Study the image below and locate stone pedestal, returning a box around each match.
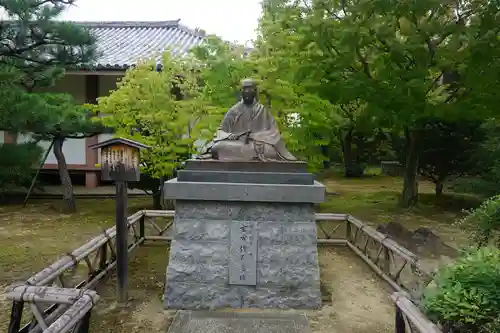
[163,160,325,309]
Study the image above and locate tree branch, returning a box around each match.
[65,132,100,139]
[426,73,444,97]
[355,45,372,79]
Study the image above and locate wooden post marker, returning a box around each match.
[90,138,151,306]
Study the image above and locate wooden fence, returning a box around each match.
[3,210,440,333]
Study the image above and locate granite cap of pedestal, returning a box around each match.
[183,159,308,173]
[163,178,325,203]
[177,169,314,185]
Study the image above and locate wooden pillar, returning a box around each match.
[77,310,92,333]
[7,301,23,333]
[395,306,406,333]
[90,138,150,306]
[3,132,17,144]
[85,75,100,188]
[115,177,128,305]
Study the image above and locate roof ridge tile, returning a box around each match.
[75,20,181,29]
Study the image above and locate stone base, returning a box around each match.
[164,201,322,309]
[182,159,308,173]
[167,311,312,333]
[163,179,325,203]
[177,169,314,185]
[163,160,324,310]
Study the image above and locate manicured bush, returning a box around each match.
[455,195,500,247]
[423,247,500,333]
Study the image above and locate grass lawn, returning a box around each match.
[319,168,477,250]
[0,171,476,332]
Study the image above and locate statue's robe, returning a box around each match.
[198,101,296,161]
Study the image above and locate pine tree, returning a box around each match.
[0,0,98,212]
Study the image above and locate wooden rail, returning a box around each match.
[345,215,434,301]
[392,293,442,333]
[5,286,99,333]
[3,210,440,333]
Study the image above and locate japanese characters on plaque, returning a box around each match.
[102,147,121,166]
[102,147,139,168]
[229,221,257,286]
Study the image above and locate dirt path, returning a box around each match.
[309,246,393,333]
[87,245,394,333]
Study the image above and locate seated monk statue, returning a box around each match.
[197,79,297,162]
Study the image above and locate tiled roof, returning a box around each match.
[76,20,205,70]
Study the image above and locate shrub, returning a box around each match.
[480,316,500,333]
[449,177,500,199]
[423,247,500,333]
[455,195,500,247]
[0,143,42,195]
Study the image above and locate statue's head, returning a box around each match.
[241,78,257,105]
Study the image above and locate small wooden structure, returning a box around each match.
[90,137,151,305]
[93,138,150,182]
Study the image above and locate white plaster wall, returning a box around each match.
[14,74,122,166]
[13,75,87,166]
[18,73,206,164]
[97,133,115,163]
[95,75,121,164]
[16,134,86,165]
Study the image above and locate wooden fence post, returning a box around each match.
[89,137,151,307]
[383,247,391,274]
[345,218,351,242]
[99,243,107,271]
[7,301,24,333]
[395,305,406,333]
[139,215,145,239]
[76,310,92,333]
[115,180,128,306]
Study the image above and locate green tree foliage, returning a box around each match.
[189,36,259,151]
[455,195,500,247]
[423,247,500,333]
[192,35,334,171]
[0,0,98,212]
[451,120,500,198]
[191,37,254,111]
[256,0,385,173]
[391,117,486,196]
[0,143,42,199]
[256,0,500,206]
[91,54,208,208]
[255,1,344,170]
[335,102,384,176]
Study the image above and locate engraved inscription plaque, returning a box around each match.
[229,221,257,285]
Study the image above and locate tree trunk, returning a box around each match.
[53,137,76,213]
[340,128,364,177]
[152,192,162,210]
[400,129,419,208]
[320,145,331,170]
[435,177,445,197]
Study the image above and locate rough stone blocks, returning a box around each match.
[163,161,325,310]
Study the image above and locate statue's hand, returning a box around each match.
[227,133,239,140]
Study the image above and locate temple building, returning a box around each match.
[0,20,206,188]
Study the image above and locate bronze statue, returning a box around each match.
[197,79,297,162]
